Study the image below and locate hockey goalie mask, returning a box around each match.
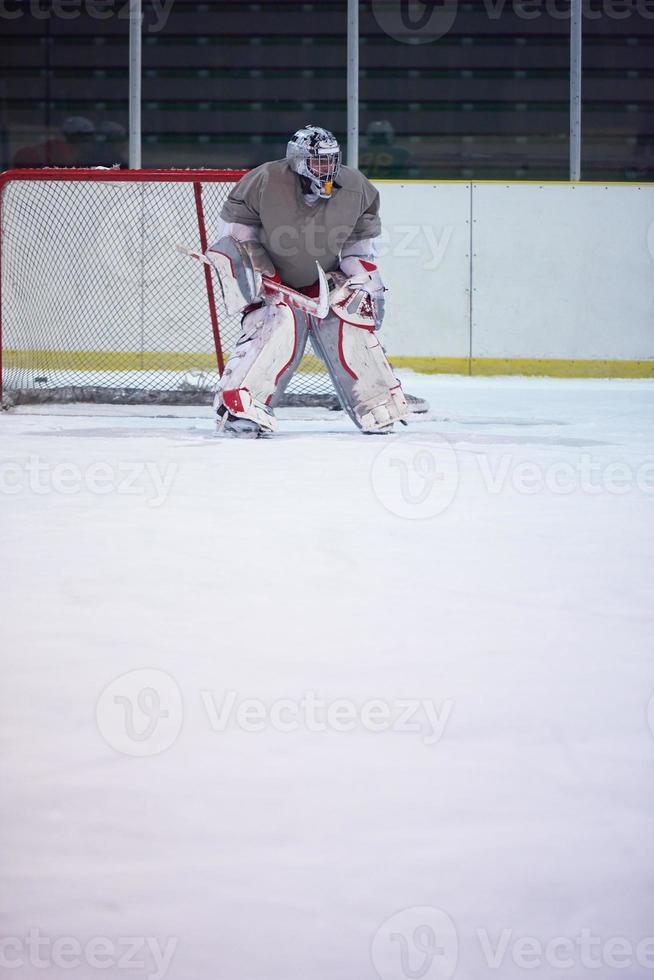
[286,125,342,199]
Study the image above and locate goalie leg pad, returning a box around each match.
[215,301,305,432]
[268,312,311,407]
[309,313,410,432]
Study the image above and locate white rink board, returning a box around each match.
[3,176,653,370]
[374,181,471,358]
[469,182,654,360]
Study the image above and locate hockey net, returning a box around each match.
[0,167,342,408]
[0,168,427,413]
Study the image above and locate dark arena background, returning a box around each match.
[1,0,652,180]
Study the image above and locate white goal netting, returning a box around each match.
[0,168,337,407]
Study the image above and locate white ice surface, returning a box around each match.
[1,373,654,980]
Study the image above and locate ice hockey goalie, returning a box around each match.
[206,124,410,437]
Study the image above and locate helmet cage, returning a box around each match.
[286,126,342,198]
[307,149,341,185]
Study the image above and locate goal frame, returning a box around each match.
[0,167,428,414]
[0,166,247,407]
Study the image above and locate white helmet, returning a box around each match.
[286,125,341,199]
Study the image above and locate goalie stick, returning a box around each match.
[177,245,330,319]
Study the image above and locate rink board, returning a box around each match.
[469,182,654,362]
[375,179,653,372]
[374,182,471,359]
[2,177,653,379]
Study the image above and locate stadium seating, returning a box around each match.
[1,0,652,179]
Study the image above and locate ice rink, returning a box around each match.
[1,372,654,980]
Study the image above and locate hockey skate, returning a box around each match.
[216,405,269,439]
[363,425,396,435]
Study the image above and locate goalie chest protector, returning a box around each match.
[220,160,381,289]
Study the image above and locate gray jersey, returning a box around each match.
[220,159,381,288]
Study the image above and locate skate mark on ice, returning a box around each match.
[445,432,614,448]
[438,416,570,427]
[23,425,218,441]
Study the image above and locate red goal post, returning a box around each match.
[0,167,334,407]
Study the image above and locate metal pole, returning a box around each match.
[129,0,142,169]
[347,0,359,169]
[569,0,582,181]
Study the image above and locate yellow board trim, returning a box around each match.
[392,357,470,375]
[469,358,654,378]
[393,357,654,378]
[4,349,329,374]
[5,351,653,379]
[374,179,651,187]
